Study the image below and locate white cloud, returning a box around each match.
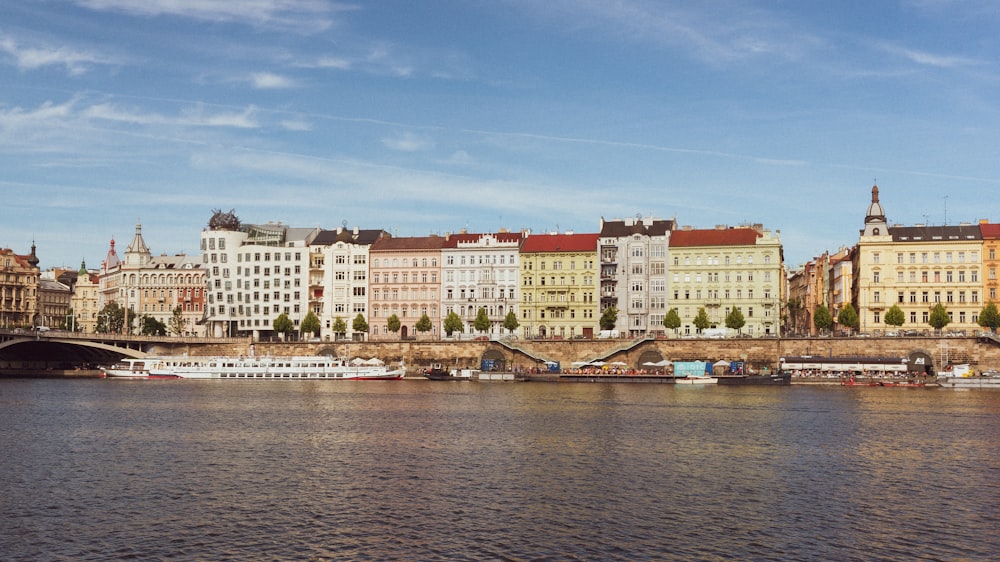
[0,37,118,75]
[83,102,260,128]
[381,132,434,152]
[250,72,298,89]
[878,43,980,68]
[72,0,349,32]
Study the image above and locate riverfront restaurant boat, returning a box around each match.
[107,355,404,380]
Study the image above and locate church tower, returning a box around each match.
[861,184,888,237]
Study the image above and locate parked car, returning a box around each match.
[34,326,50,332]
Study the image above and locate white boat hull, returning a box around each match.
[937,376,1000,389]
[110,356,404,381]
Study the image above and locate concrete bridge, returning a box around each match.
[2,329,998,376]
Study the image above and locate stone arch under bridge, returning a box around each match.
[635,349,665,370]
[0,336,148,366]
[480,348,509,371]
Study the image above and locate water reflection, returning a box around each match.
[0,380,997,560]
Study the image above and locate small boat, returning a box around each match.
[716,372,792,385]
[675,376,718,385]
[423,363,475,380]
[841,377,880,387]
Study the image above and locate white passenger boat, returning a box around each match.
[109,355,405,380]
[103,358,181,379]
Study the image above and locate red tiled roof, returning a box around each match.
[521,233,599,253]
[669,228,761,247]
[980,223,1000,239]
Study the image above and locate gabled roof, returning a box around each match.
[521,233,599,253]
[669,228,761,248]
[370,236,447,252]
[442,231,525,248]
[980,223,1000,239]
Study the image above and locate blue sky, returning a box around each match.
[2,1,999,271]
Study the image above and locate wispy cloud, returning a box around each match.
[83,102,261,128]
[250,71,298,89]
[878,42,980,68]
[0,37,119,75]
[511,0,822,64]
[381,132,434,152]
[72,0,349,33]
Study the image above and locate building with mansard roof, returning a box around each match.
[599,216,674,337]
[308,226,390,341]
[519,232,600,339]
[441,229,526,338]
[668,224,783,337]
[853,185,983,335]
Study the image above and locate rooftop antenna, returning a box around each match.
[943,195,948,226]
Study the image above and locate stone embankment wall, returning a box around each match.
[149,336,1000,374]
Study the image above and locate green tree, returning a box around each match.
[386,314,401,337]
[725,307,746,333]
[837,303,859,334]
[786,297,802,334]
[96,301,127,334]
[473,307,490,333]
[332,316,347,338]
[599,306,618,331]
[662,308,681,335]
[928,302,950,332]
[693,307,710,331]
[978,301,1000,333]
[273,313,294,338]
[415,312,433,334]
[813,304,833,333]
[352,314,368,338]
[443,311,464,336]
[884,304,905,328]
[503,310,520,336]
[138,314,167,336]
[168,305,185,336]
[300,311,321,338]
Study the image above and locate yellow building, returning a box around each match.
[0,243,40,329]
[519,232,599,339]
[982,221,1000,306]
[855,185,983,334]
[668,225,784,336]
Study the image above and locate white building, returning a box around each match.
[308,226,389,341]
[201,221,318,339]
[598,217,674,337]
[441,230,525,337]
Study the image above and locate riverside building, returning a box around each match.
[854,185,983,334]
[668,225,784,337]
[101,223,207,336]
[598,216,674,337]
[0,243,40,329]
[368,236,445,340]
[201,221,315,339]
[519,232,600,339]
[441,230,525,338]
[307,226,389,341]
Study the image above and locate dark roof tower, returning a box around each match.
[862,184,888,237]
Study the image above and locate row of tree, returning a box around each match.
[272,308,523,339]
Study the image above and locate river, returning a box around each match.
[1,379,997,561]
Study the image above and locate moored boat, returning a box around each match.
[423,363,475,380]
[103,359,180,379]
[936,375,1000,389]
[112,355,404,380]
[675,376,718,385]
[716,372,792,385]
